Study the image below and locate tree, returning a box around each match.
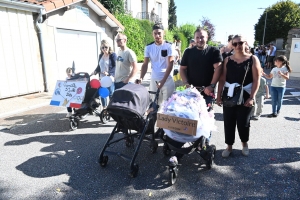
[254,0,300,46]
[99,0,124,14]
[200,17,215,41]
[179,23,197,42]
[168,0,177,30]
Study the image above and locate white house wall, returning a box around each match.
[130,0,168,29]
[41,2,117,92]
[0,7,42,99]
[289,38,300,77]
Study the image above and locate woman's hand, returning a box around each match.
[244,98,254,107]
[102,71,109,76]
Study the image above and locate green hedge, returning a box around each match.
[116,14,154,62]
[174,31,188,53]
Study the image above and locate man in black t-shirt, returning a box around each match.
[180,28,223,102]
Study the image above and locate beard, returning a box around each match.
[196,42,206,49]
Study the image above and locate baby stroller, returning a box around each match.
[68,72,110,130]
[157,86,216,185]
[98,84,159,177]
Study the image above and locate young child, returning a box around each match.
[251,75,270,120]
[66,67,73,117]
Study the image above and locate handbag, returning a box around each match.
[222,62,250,107]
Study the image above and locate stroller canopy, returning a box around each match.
[108,84,150,117]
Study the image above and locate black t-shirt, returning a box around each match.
[226,56,253,86]
[181,46,223,87]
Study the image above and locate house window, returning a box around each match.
[124,0,131,12]
[156,2,162,19]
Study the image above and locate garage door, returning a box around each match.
[0,8,42,98]
[55,29,98,81]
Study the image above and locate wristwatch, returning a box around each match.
[210,84,216,89]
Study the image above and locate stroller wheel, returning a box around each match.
[169,166,178,185]
[150,140,158,153]
[69,118,79,130]
[130,164,139,178]
[163,144,171,156]
[99,155,108,167]
[206,144,216,169]
[100,109,110,124]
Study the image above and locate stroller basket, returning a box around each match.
[98,84,159,177]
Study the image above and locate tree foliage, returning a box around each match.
[98,0,124,14]
[200,17,215,41]
[254,0,300,45]
[168,0,177,30]
[116,14,153,62]
[178,23,197,42]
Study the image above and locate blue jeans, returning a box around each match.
[101,84,115,107]
[270,86,286,114]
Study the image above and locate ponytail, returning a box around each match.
[284,60,292,72]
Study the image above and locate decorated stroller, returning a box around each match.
[157,86,217,185]
[68,72,110,130]
[98,84,159,177]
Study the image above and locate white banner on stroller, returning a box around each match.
[50,80,87,108]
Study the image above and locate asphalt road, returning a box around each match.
[1,80,300,199]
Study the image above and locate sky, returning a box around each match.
[174,0,300,46]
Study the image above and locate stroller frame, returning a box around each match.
[98,87,160,177]
[68,72,110,130]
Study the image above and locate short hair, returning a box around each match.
[152,23,164,30]
[116,33,127,40]
[228,35,234,42]
[194,28,208,36]
[66,67,72,73]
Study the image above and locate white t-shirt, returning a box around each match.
[270,46,277,56]
[271,66,288,87]
[144,41,175,80]
[115,48,137,82]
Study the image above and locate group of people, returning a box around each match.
[253,43,277,69]
[67,22,292,160]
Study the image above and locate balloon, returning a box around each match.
[98,87,109,98]
[100,76,113,87]
[90,79,101,89]
[77,87,82,94]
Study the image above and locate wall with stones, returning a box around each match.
[285,28,300,60]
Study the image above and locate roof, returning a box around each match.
[14,0,124,31]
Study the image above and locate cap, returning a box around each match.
[152,23,164,30]
[190,39,195,43]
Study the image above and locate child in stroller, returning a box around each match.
[157,86,217,185]
[98,84,160,177]
[68,72,110,130]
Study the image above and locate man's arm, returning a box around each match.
[204,62,222,96]
[158,55,174,89]
[125,61,138,83]
[269,46,274,55]
[137,57,149,83]
[180,65,188,85]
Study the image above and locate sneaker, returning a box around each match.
[242,146,249,156]
[168,156,178,167]
[66,112,72,117]
[267,113,277,118]
[253,115,260,120]
[222,149,232,158]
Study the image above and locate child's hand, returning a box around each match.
[265,94,270,99]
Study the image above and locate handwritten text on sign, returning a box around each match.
[50,80,87,108]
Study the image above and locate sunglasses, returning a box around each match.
[102,46,108,49]
[232,41,245,47]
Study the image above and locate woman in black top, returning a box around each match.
[216,35,261,158]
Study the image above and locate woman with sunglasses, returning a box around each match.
[216,34,261,158]
[93,40,117,108]
[262,55,292,118]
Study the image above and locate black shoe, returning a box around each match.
[267,113,277,118]
[277,110,280,115]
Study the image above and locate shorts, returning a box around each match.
[268,56,275,62]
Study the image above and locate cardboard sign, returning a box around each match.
[50,80,87,108]
[156,113,198,136]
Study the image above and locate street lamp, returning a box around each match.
[258,8,267,45]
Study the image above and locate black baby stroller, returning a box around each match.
[157,86,216,185]
[98,84,159,177]
[68,72,110,130]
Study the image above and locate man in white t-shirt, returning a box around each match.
[114,33,138,90]
[137,23,175,105]
[267,43,276,69]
